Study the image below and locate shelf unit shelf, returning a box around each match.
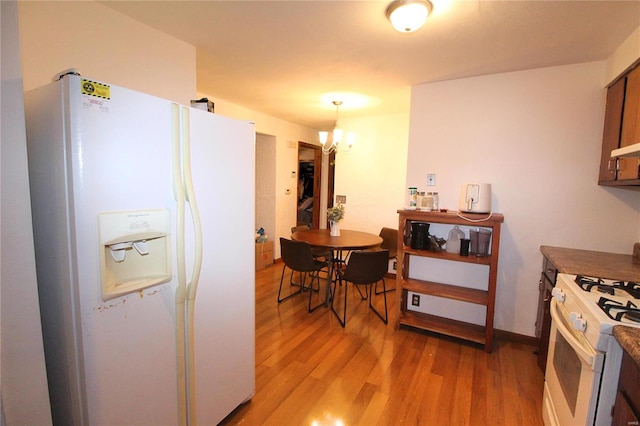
[400,310,487,345]
[396,210,504,352]
[402,278,489,305]
[403,246,493,265]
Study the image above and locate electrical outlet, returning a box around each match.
[393,260,397,271]
[411,294,420,306]
[427,174,436,186]
[336,195,346,204]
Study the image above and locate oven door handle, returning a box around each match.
[550,298,601,371]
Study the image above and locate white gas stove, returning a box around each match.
[543,273,640,426]
[555,274,640,350]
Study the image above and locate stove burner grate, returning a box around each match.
[595,285,615,295]
[624,310,640,323]
[618,281,640,299]
[597,297,640,322]
[575,275,640,299]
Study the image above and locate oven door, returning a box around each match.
[543,299,604,426]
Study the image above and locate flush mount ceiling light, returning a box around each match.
[319,101,355,155]
[386,0,433,33]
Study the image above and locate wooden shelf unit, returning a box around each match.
[395,210,504,352]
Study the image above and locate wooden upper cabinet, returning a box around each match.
[622,66,640,147]
[619,66,640,180]
[599,64,640,186]
[599,77,625,183]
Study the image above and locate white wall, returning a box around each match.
[334,113,410,234]
[407,61,640,336]
[1,1,52,423]
[18,1,196,104]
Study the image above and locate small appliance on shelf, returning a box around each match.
[458,183,491,213]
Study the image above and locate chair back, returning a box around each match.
[342,250,389,285]
[291,225,311,234]
[280,237,321,272]
[379,227,398,259]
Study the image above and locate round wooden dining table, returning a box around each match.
[291,228,383,305]
[291,229,383,251]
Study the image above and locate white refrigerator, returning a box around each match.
[24,73,255,425]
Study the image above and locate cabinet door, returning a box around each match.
[612,390,639,426]
[536,274,553,372]
[620,66,640,180]
[599,77,625,183]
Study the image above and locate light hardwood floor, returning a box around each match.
[221,264,545,426]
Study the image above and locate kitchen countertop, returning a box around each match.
[540,245,640,283]
[614,326,640,366]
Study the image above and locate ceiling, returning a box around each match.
[102,0,640,130]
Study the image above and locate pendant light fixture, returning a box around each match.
[319,101,355,155]
[386,0,433,33]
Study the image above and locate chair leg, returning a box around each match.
[308,271,326,313]
[330,272,347,327]
[296,271,310,290]
[375,280,395,294]
[355,283,368,299]
[277,265,302,303]
[369,278,388,324]
[375,258,396,294]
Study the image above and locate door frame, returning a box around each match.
[298,142,321,228]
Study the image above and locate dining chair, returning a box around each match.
[375,227,398,294]
[331,249,389,327]
[278,237,328,313]
[291,225,332,261]
[291,224,332,280]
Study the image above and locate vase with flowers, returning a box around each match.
[327,203,345,236]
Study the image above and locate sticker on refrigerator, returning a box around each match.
[81,79,110,112]
[81,79,110,99]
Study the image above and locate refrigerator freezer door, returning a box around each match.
[26,76,180,425]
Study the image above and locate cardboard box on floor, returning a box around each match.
[255,240,274,270]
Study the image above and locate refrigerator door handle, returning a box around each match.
[171,103,188,426]
[180,106,203,302]
[180,106,204,426]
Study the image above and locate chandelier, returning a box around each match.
[319,101,355,155]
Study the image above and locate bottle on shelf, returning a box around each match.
[406,187,417,209]
[424,192,434,210]
[416,191,425,210]
[445,225,464,254]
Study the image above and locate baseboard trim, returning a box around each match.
[493,329,538,347]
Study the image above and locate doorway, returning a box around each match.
[297,142,320,228]
[297,142,334,229]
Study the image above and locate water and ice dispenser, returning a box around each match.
[98,209,172,300]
